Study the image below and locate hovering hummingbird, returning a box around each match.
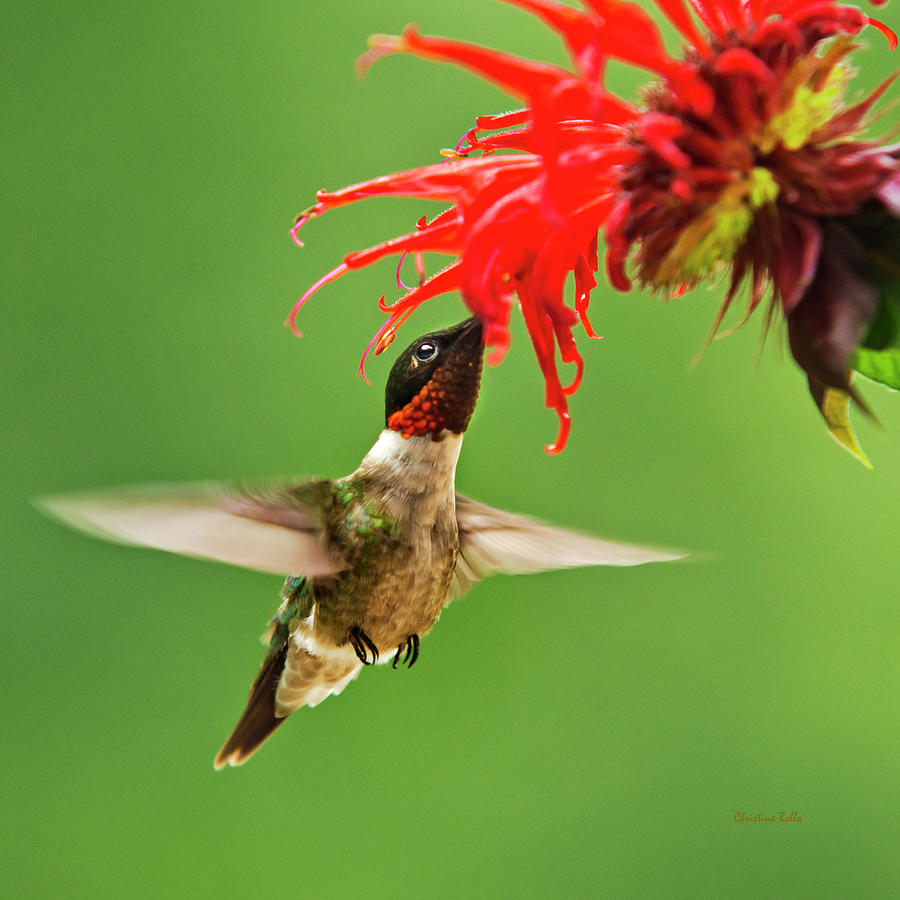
[40,318,682,768]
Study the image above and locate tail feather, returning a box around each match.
[214,638,362,770]
[214,642,290,770]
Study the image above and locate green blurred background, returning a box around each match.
[4,2,900,897]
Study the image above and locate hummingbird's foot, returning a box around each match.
[392,634,420,669]
[348,625,379,665]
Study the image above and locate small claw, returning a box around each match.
[406,634,420,669]
[391,635,420,669]
[349,626,380,665]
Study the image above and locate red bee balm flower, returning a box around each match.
[289,0,900,460]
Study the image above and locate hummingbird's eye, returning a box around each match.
[414,341,438,363]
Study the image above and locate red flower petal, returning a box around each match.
[292,0,897,454]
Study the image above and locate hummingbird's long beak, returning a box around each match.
[446,316,484,363]
[452,316,483,344]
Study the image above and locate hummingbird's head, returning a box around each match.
[384,317,484,439]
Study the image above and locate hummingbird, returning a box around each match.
[40,318,683,768]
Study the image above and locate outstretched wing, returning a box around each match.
[450,493,685,600]
[36,482,345,576]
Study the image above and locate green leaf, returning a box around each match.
[852,345,900,390]
[819,386,873,469]
[851,217,900,390]
[852,222,900,390]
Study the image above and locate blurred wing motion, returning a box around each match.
[450,494,685,600]
[36,482,344,576]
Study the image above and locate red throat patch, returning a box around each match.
[387,358,480,440]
